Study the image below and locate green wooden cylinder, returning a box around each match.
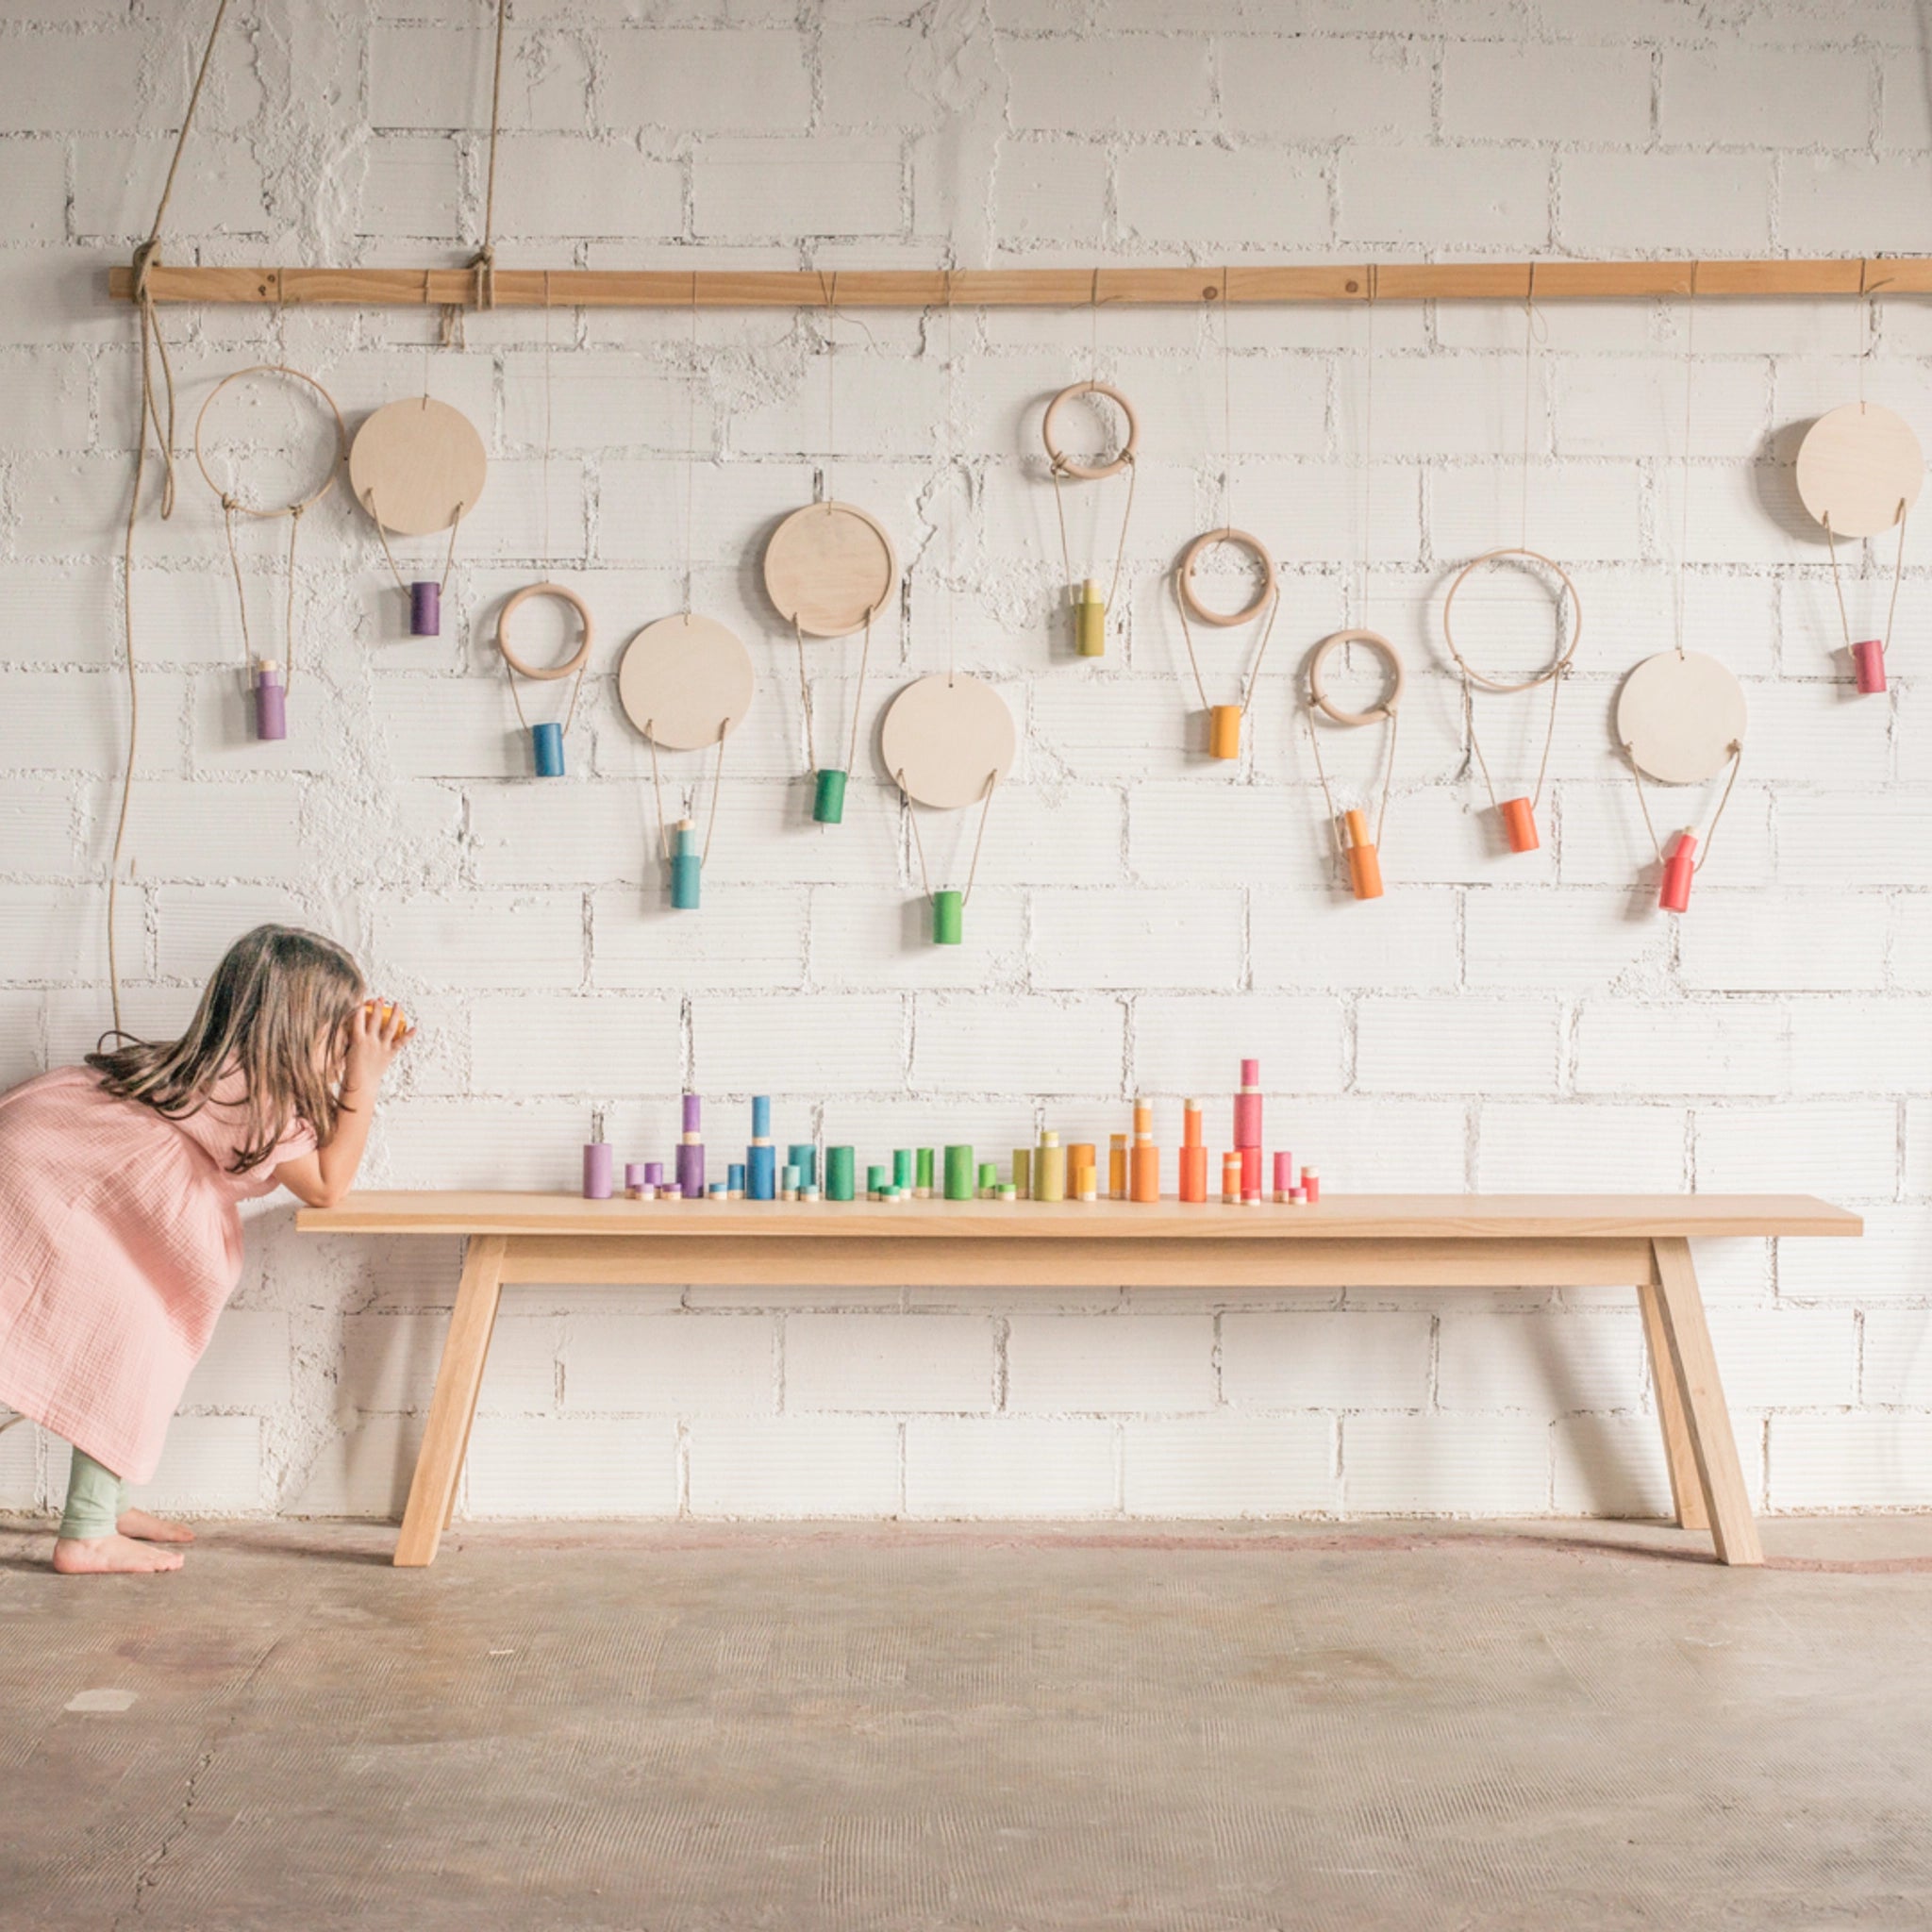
[932,889,963,945]
[866,1165,889,1197]
[893,1148,914,1191]
[813,768,847,824]
[825,1144,856,1202]
[915,1148,935,1192]
[943,1143,974,1202]
[976,1162,997,1194]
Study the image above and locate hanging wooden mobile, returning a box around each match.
[764,500,896,824]
[193,364,346,742]
[1042,379,1139,658]
[1174,528,1280,759]
[1795,402,1922,694]
[617,614,754,912]
[1441,550,1581,853]
[1616,650,1747,914]
[348,395,488,638]
[1304,631,1405,902]
[496,584,591,777]
[881,675,1016,945]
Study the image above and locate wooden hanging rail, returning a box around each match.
[107,258,1932,309]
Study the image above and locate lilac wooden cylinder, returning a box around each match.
[254,663,287,741]
[583,1141,613,1200]
[676,1141,705,1201]
[643,1162,664,1189]
[410,580,441,637]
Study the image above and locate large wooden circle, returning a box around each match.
[618,613,755,751]
[1441,546,1582,691]
[1176,527,1277,627]
[1795,403,1923,540]
[1041,380,1140,482]
[192,363,345,519]
[880,675,1017,808]
[1307,629,1405,727]
[763,501,897,638]
[1617,650,1748,784]
[497,582,594,680]
[348,396,488,537]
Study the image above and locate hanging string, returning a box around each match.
[1357,270,1376,626]
[1625,739,1742,874]
[1519,266,1545,552]
[1824,502,1909,664]
[1462,668,1560,814]
[1175,577,1280,715]
[647,717,729,866]
[1673,273,1697,658]
[947,285,957,683]
[474,0,508,311]
[220,498,306,687]
[902,768,999,906]
[541,272,554,563]
[823,269,837,501]
[1049,440,1137,612]
[370,494,463,596]
[682,279,699,614]
[1306,706,1402,858]
[110,0,233,1031]
[1222,287,1235,531]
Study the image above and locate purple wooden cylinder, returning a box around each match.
[644,1162,664,1188]
[682,1093,702,1134]
[410,580,441,637]
[625,1163,645,1192]
[583,1141,613,1200]
[676,1141,705,1200]
[254,663,287,741]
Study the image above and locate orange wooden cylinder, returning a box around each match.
[1221,1152,1241,1204]
[1130,1143,1159,1203]
[1208,704,1241,760]
[1108,1135,1128,1201]
[1499,795,1539,853]
[1342,809,1383,901]
[1178,1146,1208,1203]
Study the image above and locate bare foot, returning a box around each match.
[53,1534,185,1575]
[117,1507,195,1544]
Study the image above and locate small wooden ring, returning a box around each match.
[497,582,594,680]
[1176,527,1277,628]
[1041,380,1140,482]
[193,363,346,519]
[1441,547,1582,693]
[1307,629,1405,726]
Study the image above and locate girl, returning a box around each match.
[0,925,408,1576]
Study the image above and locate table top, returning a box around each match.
[297,1191,1861,1240]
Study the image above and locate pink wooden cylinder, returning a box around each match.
[1853,639,1887,695]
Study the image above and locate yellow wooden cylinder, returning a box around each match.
[1208,705,1241,760]
[1074,578,1106,658]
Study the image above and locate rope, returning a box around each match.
[1824,502,1909,663]
[902,768,998,906]
[647,717,730,867]
[504,649,587,736]
[845,603,874,776]
[1049,448,1136,635]
[472,0,508,310]
[1674,278,1696,659]
[110,0,233,1031]
[368,490,464,596]
[1464,664,1564,814]
[1625,740,1742,872]
[1176,578,1280,715]
[1305,707,1401,861]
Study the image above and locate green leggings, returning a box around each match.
[58,1446,126,1541]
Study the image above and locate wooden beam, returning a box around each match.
[107,258,1932,309]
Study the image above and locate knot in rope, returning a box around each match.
[470,244,497,312]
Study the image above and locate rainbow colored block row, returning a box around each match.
[578,1064,1320,1208]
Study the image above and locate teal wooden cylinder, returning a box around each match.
[813,768,847,824]
[866,1165,889,1197]
[943,1143,974,1202]
[788,1142,817,1189]
[825,1145,856,1202]
[932,889,963,945]
[531,720,565,777]
[670,819,700,910]
[893,1149,914,1191]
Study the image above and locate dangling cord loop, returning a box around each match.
[1175,577,1281,715]
[1464,663,1564,815]
[1305,707,1401,862]
[504,647,588,737]
[1624,739,1742,873]
[1824,501,1909,664]
[846,602,874,777]
[368,491,464,597]
[901,768,998,907]
[647,717,730,866]
[1050,447,1137,625]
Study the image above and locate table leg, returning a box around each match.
[1636,1274,1708,1533]
[1648,1238,1763,1567]
[393,1234,508,1568]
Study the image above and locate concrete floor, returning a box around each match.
[2,1518,1930,1930]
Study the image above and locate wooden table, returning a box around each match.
[296,1191,1860,1570]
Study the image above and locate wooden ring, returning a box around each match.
[1307,629,1405,726]
[1176,527,1277,627]
[497,582,594,679]
[1440,547,1582,693]
[1041,380,1140,482]
[193,363,346,519]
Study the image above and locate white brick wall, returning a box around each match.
[4,0,1929,1528]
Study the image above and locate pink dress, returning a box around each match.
[0,1066,315,1483]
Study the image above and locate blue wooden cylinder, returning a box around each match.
[531,720,565,777]
[410,580,441,636]
[748,1144,776,1200]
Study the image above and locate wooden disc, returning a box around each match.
[1176,527,1277,627]
[1042,380,1140,482]
[763,501,897,638]
[1440,547,1582,691]
[1616,650,1747,784]
[1307,629,1405,727]
[1795,403,1923,540]
[348,396,488,537]
[617,613,754,751]
[880,675,1016,808]
[497,582,593,679]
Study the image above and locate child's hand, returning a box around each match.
[343,999,411,1091]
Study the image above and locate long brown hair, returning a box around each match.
[87,924,365,1172]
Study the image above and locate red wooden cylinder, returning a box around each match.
[1853,639,1887,695]
[1658,831,1697,914]
[1499,795,1539,853]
